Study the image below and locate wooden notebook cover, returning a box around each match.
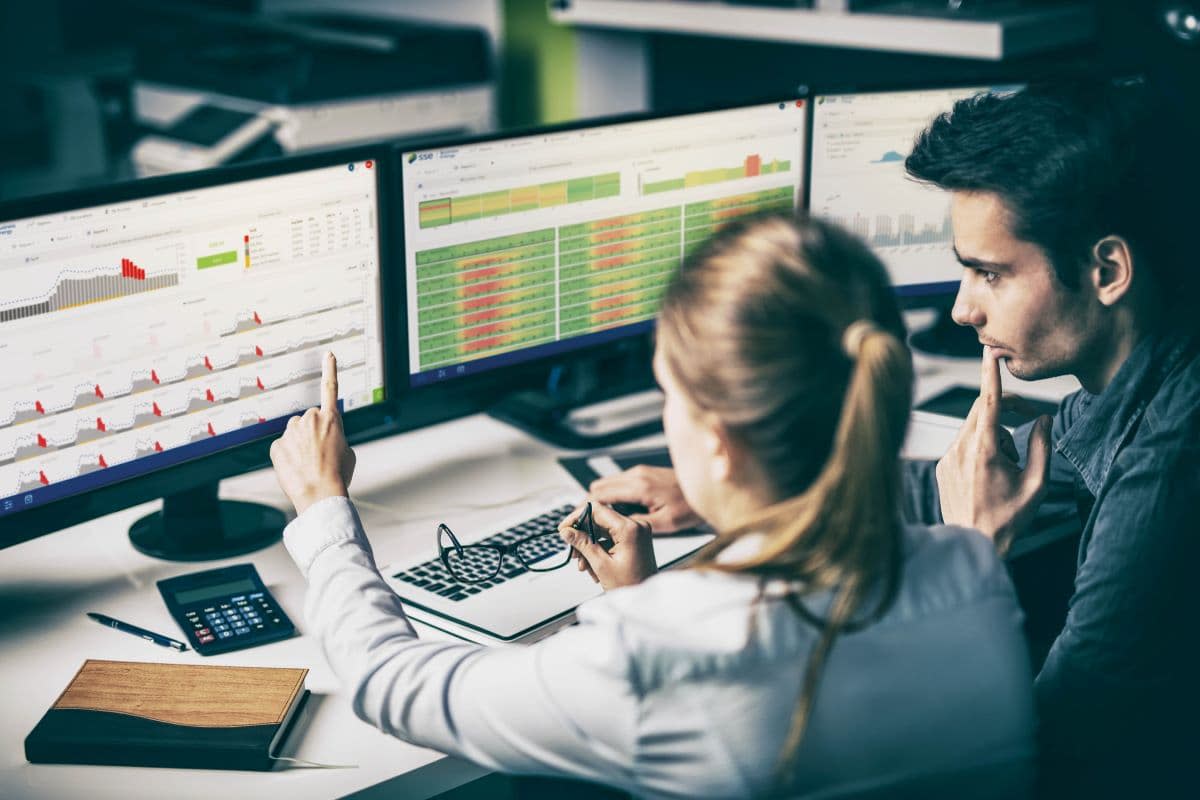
[52,659,307,727]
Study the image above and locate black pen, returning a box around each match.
[87,612,188,652]
[571,502,613,551]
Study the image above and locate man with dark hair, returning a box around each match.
[590,80,1199,796]
[899,79,1199,796]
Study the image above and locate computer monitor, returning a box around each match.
[0,146,395,559]
[808,84,1019,355]
[396,99,808,443]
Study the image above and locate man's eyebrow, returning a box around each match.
[952,247,1009,270]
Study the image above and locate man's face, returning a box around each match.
[949,191,1099,381]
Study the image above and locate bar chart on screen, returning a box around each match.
[810,87,994,288]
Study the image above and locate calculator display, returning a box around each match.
[173,578,258,605]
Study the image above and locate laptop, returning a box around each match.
[383,483,713,645]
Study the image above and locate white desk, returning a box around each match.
[0,414,549,800]
[0,351,1078,800]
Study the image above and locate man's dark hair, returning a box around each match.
[906,79,1196,298]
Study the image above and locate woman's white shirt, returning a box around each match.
[284,497,1034,799]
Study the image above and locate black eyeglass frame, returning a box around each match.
[435,503,598,584]
[436,523,568,584]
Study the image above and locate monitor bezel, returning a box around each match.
[0,143,400,550]
[390,94,812,405]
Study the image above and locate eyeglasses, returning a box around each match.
[437,503,596,585]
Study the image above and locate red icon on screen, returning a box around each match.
[365,160,374,169]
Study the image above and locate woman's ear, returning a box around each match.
[705,416,735,484]
[1090,235,1134,307]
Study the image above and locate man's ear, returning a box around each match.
[1090,235,1134,307]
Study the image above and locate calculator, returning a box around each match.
[157,563,295,656]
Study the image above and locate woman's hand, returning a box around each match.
[588,465,703,534]
[559,501,657,591]
[270,352,357,515]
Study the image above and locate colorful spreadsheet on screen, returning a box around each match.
[401,102,808,383]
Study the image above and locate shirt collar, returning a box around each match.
[1056,332,1193,497]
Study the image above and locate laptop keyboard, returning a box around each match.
[392,503,576,602]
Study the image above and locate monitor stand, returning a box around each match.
[909,306,984,359]
[129,482,285,562]
[490,387,663,450]
[489,344,662,449]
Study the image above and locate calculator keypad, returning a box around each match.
[184,592,285,647]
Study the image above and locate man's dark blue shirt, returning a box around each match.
[905,331,1200,795]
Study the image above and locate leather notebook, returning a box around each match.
[25,659,309,771]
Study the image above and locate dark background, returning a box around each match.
[1,1,1197,201]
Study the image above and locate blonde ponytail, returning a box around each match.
[770,324,912,784]
[657,214,914,789]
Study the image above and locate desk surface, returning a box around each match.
[0,350,1078,799]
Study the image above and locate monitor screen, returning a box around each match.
[809,86,1014,297]
[401,100,809,387]
[0,158,387,517]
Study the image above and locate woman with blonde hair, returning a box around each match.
[271,214,1034,798]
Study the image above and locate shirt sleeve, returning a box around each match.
[283,497,639,787]
[901,459,944,526]
[1034,438,1200,761]
[1011,392,1083,543]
